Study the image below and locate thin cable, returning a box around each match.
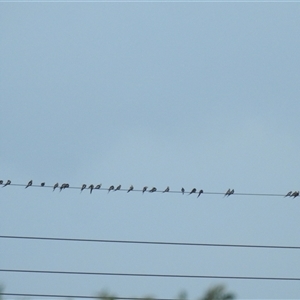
[1,182,296,198]
[1,293,174,300]
[1,235,299,250]
[1,269,300,281]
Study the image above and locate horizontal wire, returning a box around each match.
[1,269,300,281]
[0,182,298,198]
[1,293,174,300]
[1,235,299,250]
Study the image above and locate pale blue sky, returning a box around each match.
[1,2,300,299]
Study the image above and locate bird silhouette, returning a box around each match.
[59,184,65,192]
[142,186,148,193]
[284,191,292,197]
[224,188,231,197]
[108,185,114,192]
[197,189,204,198]
[163,186,170,193]
[53,183,59,191]
[0,180,3,185]
[181,188,185,195]
[89,184,94,194]
[3,180,11,187]
[229,189,234,196]
[115,185,121,191]
[60,183,69,192]
[149,187,157,193]
[127,185,134,193]
[25,180,33,188]
[81,184,87,192]
[41,182,45,187]
[291,191,299,198]
[189,188,196,195]
[62,183,69,191]
[95,184,101,189]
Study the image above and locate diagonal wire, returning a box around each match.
[1,235,300,250]
[1,269,300,281]
[0,182,295,197]
[1,293,174,300]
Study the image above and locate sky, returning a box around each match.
[1,1,300,299]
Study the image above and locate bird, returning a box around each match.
[181,187,185,195]
[25,180,33,188]
[284,191,292,197]
[59,184,65,192]
[163,186,170,193]
[0,180,3,185]
[60,183,69,191]
[3,180,11,187]
[80,184,87,192]
[189,188,196,195]
[108,185,114,192]
[291,191,299,198]
[142,186,148,193]
[41,182,45,187]
[224,188,231,197]
[197,189,204,198]
[149,187,157,193]
[53,183,59,191]
[95,184,101,189]
[115,185,121,191]
[89,184,94,194]
[127,185,134,193]
[229,189,235,196]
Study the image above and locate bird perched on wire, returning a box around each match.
[80,184,87,193]
[229,189,234,196]
[197,189,204,198]
[149,187,157,193]
[53,183,59,191]
[89,184,94,194]
[181,188,185,195]
[3,180,11,187]
[108,185,114,192]
[95,184,101,190]
[163,186,170,193]
[41,182,45,187]
[0,180,3,185]
[115,185,121,191]
[284,191,292,197]
[142,186,148,193]
[25,180,33,188]
[127,185,134,193]
[60,183,69,191]
[189,188,196,195]
[224,189,231,197]
[291,191,299,198]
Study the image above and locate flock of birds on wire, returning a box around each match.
[1,179,300,198]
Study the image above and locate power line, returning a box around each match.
[1,181,298,198]
[1,293,174,300]
[1,235,299,250]
[1,269,300,281]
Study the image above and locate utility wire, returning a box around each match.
[1,235,299,250]
[1,269,300,281]
[1,182,298,198]
[1,293,174,300]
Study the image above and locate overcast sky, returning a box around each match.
[1,1,300,299]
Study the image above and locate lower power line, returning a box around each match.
[1,293,173,300]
